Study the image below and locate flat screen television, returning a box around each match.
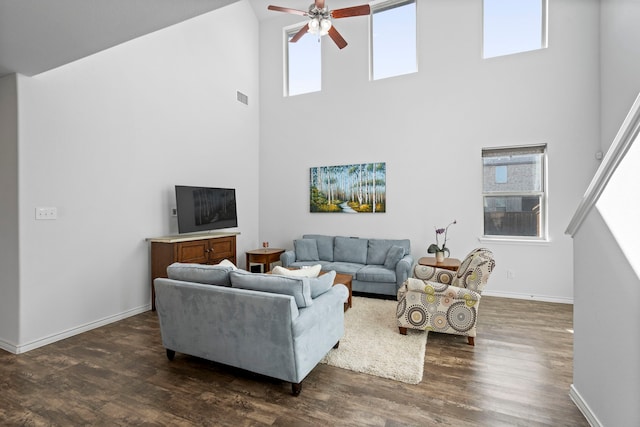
[175,185,238,234]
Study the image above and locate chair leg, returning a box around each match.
[399,327,407,335]
[467,336,475,346]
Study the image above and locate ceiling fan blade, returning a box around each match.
[289,23,309,43]
[328,26,348,49]
[331,4,371,19]
[315,0,325,8]
[267,5,308,17]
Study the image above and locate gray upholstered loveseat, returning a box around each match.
[280,234,413,297]
[154,262,348,395]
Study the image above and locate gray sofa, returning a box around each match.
[154,262,348,395]
[280,234,413,297]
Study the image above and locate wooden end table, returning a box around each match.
[246,248,285,273]
[418,256,461,272]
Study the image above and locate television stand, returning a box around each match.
[147,232,239,310]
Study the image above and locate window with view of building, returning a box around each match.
[286,26,321,96]
[482,145,547,239]
[483,0,547,59]
[371,0,417,80]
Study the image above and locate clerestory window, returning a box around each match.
[483,0,548,59]
[370,0,417,81]
[285,24,321,96]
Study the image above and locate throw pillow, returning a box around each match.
[309,270,335,298]
[383,245,405,270]
[294,239,320,261]
[272,264,321,278]
[166,262,232,287]
[229,270,313,308]
[217,259,237,270]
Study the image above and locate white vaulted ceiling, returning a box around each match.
[0,0,369,78]
[0,0,239,77]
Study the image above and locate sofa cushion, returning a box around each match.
[272,264,321,278]
[167,262,233,287]
[303,234,335,261]
[356,265,397,283]
[334,236,368,264]
[383,245,405,269]
[367,239,411,264]
[229,270,313,308]
[322,262,363,278]
[309,270,336,298]
[294,239,320,261]
[366,239,393,265]
[288,260,331,270]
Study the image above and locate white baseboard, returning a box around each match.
[0,337,18,354]
[2,304,151,355]
[482,289,574,304]
[569,384,601,427]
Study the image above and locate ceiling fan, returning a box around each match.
[268,1,371,49]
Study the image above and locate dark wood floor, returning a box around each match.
[0,296,588,426]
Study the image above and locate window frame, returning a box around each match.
[481,144,548,242]
[283,23,322,97]
[369,0,418,81]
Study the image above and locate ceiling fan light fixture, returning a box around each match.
[319,18,332,35]
[308,17,320,34]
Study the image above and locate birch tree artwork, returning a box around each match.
[310,162,386,213]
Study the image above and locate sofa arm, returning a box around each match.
[280,250,296,267]
[395,254,414,286]
[292,284,348,337]
[291,284,347,381]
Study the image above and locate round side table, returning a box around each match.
[418,256,461,271]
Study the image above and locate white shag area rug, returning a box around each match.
[320,296,428,384]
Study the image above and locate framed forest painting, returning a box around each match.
[310,162,386,213]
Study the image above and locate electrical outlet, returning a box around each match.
[35,207,57,220]
[506,270,516,280]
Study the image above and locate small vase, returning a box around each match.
[435,251,445,262]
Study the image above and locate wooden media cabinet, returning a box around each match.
[148,232,238,310]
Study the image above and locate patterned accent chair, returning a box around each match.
[396,248,495,346]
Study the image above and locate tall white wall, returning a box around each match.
[569,1,640,426]
[571,210,640,426]
[11,1,259,352]
[0,74,20,349]
[600,0,640,147]
[258,0,600,302]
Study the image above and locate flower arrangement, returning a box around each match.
[427,220,457,257]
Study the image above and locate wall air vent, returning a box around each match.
[236,91,248,105]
